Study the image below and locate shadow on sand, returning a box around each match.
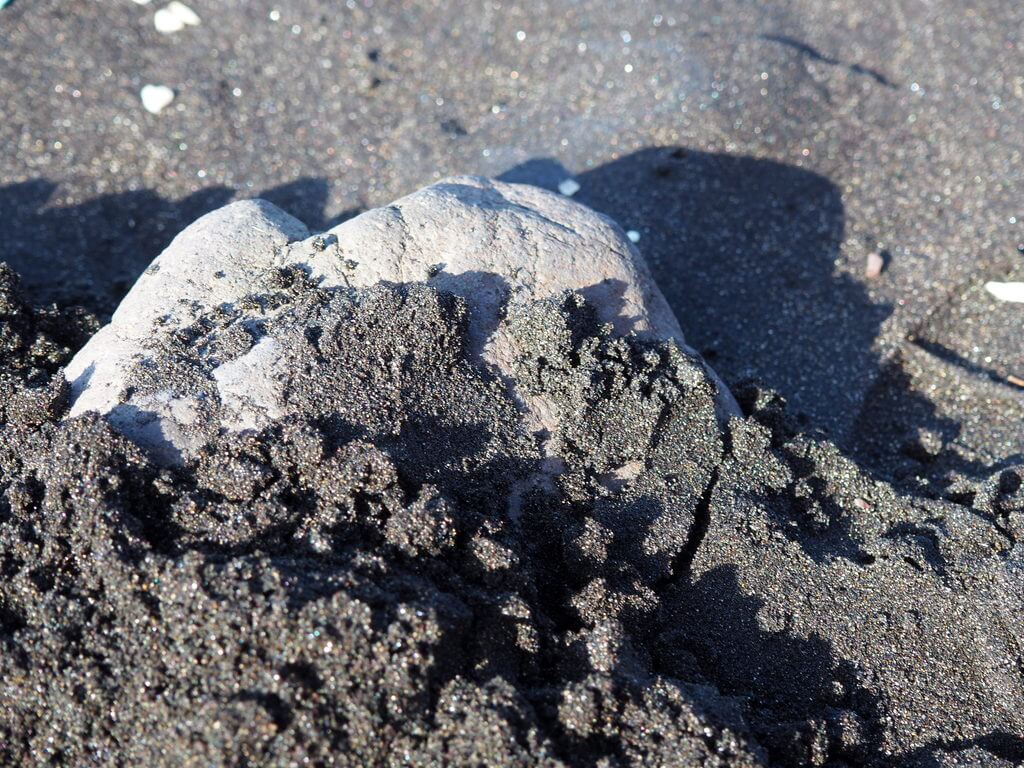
[0,178,361,316]
[502,150,890,444]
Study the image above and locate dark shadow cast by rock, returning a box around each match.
[852,347,1024,485]
[902,730,1024,767]
[258,178,364,232]
[497,158,572,190]
[0,179,233,313]
[660,564,884,766]
[0,176,360,316]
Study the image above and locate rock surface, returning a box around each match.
[65,176,735,463]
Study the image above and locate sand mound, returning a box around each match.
[1,260,1021,765]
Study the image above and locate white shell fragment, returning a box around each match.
[626,229,641,243]
[154,1,200,34]
[557,178,581,197]
[65,177,738,463]
[984,281,1024,303]
[140,84,175,114]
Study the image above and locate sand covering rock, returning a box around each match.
[63,177,735,465]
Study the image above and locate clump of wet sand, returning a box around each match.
[0,267,1021,766]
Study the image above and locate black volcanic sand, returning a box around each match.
[0,266,1022,766]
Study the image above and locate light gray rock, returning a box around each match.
[65,199,310,417]
[65,176,737,463]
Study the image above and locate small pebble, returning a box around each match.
[140,84,175,114]
[626,230,641,243]
[154,1,200,34]
[131,0,152,5]
[557,178,581,197]
[984,281,1024,303]
[865,251,885,279]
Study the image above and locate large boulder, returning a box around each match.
[64,176,736,463]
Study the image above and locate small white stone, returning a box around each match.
[131,0,152,5]
[865,251,885,279]
[985,281,1024,303]
[626,229,641,243]
[153,7,183,32]
[557,178,581,197]
[140,84,175,114]
[154,1,199,34]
